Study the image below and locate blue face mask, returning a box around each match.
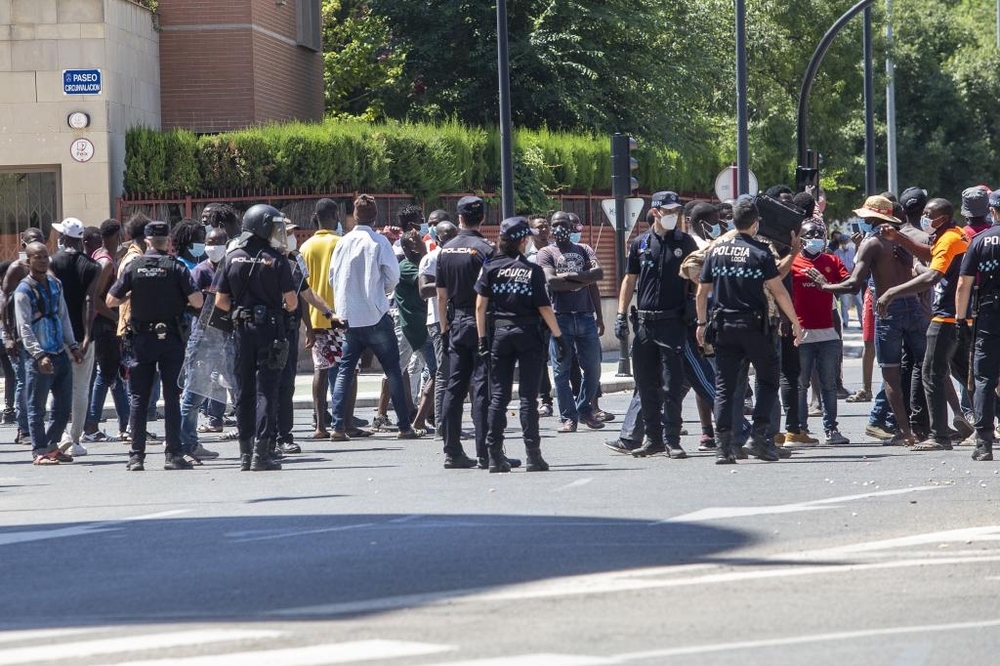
[419,223,429,236]
[428,226,438,241]
[725,220,735,231]
[803,238,825,255]
[706,223,722,239]
[920,216,934,233]
[336,222,344,235]
[857,220,873,235]
[190,242,205,257]
[569,232,582,243]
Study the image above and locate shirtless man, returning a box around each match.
[811,195,922,446]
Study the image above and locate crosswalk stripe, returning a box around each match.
[422,655,615,666]
[0,629,278,665]
[0,628,96,644]
[95,640,454,666]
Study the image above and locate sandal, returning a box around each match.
[846,389,872,403]
[884,432,915,447]
[219,428,240,441]
[33,452,60,465]
[197,424,223,433]
[310,429,330,439]
[558,420,577,433]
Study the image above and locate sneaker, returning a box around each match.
[126,455,144,471]
[604,439,637,454]
[1,408,15,424]
[558,420,577,433]
[346,428,372,438]
[667,444,688,459]
[698,435,717,451]
[371,413,395,432]
[960,432,979,447]
[68,442,88,457]
[82,431,113,443]
[192,444,220,459]
[864,423,895,440]
[784,431,818,446]
[952,415,974,441]
[631,440,667,457]
[836,387,850,400]
[808,405,822,417]
[223,416,237,427]
[824,429,850,445]
[580,414,606,430]
[443,453,478,469]
[164,454,194,470]
[219,429,240,441]
[277,441,301,454]
[197,424,223,433]
[539,403,553,417]
[594,410,616,422]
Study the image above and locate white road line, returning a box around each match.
[424,655,615,666]
[610,618,1000,661]
[388,514,425,524]
[554,479,593,492]
[96,640,454,666]
[0,629,279,665]
[0,510,192,548]
[0,628,96,644]
[231,522,376,543]
[663,486,942,523]
[793,525,1000,558]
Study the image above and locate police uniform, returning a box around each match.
[699,230,782,463]
[624,224,698,457]
[436,198,495,468]
[276,247,310,455]
[474,217,562,473]
[107,221,197,470]
[960,223,1000,460]
[216,205,295,471]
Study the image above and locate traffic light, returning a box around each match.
[795,165,819,192]
[611,133,638,198]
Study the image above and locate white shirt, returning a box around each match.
[834,244,856,272]
[329,225,400,328]
[419,249,440,325]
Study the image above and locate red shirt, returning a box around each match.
[791,252,849,329]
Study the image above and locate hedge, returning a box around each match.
[125,119,725,210]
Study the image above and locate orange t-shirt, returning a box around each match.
[929,225,969,323]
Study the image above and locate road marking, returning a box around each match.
[554,479,593,492]
[229,522,376,543]
[388,514,425,524]
[0,510,191,547]
[0,629,278,665]
[424,655,614,666]
[96,640,453,666]
[663,486,942,523]
[793,525,1000,558]
[610,618,1000,661]
[0,628,96,644]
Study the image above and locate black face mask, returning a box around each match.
[552,226,571,243]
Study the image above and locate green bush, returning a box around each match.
[123,119,725,203]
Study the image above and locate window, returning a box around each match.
[0,169,61,260]
[296,0,321,52]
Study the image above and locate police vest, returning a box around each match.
[129,255,186,323]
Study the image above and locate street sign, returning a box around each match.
[714,165,758,201]
[601,197,644,231]
[70,138,95,163]
[63,69,102,95]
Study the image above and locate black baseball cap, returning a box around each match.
[651,191,681,210]
[145,221,170,238]
[499,216,538,241]
[899,187,928,215]
[456,196,484,217]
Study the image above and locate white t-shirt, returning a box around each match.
[419,248,440,325]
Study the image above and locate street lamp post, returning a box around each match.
[496,0,515,218]
[863,6,876,195]
[735,0,750,195]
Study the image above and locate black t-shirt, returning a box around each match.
[49,249,100,340]
[699,233,779,314]
[626,229,698,312]
[474,253,551,318]
[287,251,309,321]
[961,225,1000,300]
[216,239,294,310]
[436,229,495,311]
[108,250,196,322]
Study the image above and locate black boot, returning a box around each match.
[268,439,283,463]
[631,439,667,458]
[164,452,193,470]
[240,454,252,471]
[250,440,281,471]
[747,437,780,462]
[526,450,549,472]
[715,434,736,465]
[973,438,994,462]
[488,449,511,473]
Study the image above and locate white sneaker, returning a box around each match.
[69,442,88,457]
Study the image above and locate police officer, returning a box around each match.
[614,191,700,459]
[436,196,519,470]
[106,221,203,471]
[695,196,802,464]
[956,189,1000,461]
[215,205,298,471]
[474,217,570,473]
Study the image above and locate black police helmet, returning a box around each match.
[242,204,282,242]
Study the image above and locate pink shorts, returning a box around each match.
[310,328,345,370]
[862,287,875,343]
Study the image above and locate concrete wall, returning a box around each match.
[0,0,159,228]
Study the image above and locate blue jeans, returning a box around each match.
[874,297,928,367]
[798,339,840,433]
[24,350,73,455]
[550,313,601,423]
[331,313,411,432]
[12,349,29,433]
[86,362,130,432]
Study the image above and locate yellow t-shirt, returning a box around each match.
[299,230,339,330]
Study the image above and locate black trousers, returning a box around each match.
[715,318,779,443]
[441,314,488,458]
[277,323,300,444]
[779,332,800,433]
[923,321,971,441]
[0,345,14,411]
[486,324,544,455]
[632,318,687,446]
[234,321,282,455]
[901,333,930,435]
[128,331,183,457]
[973,308,1000,441]
[539,329,553,403]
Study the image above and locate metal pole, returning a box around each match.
[735,0,750,195]
[496,0,515,218]
[797,0,876,168]
[997,0,999,49]
[611,134,631,376]
[863,6,876,195]
[886,0,898,194]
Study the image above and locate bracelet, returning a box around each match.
[696,321,707,326]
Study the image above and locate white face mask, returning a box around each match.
[18,251,28,263]
[286,234,297,252]
[660,213,679,232]
[205,245,226,263]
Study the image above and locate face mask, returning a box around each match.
[988,213,996,226]
[660,214,679,232]
[920,216,934,233]
[204,224,213,236]
[569,232,582,243]
[18,251,27,263]
[725,220,735,231]
[429,226,438,241]
[336,222,344,235]
[206,245,226,263]
[286,234,297,252]
[419,223,429,236]
[56,239,65,251]
[858,220,873,235]
[706,223,722,239]
[804,238,826,255]
[190,242,206,257]
[552,226,571,243]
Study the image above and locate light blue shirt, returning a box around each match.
[329,225,400,328]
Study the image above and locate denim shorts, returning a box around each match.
[874,296,928,368]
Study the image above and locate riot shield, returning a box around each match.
[182,291,235,402]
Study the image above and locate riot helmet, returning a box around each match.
[241,204,288,250]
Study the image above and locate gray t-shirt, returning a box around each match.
[536,242,599,313]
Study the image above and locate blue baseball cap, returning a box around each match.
[499,216,538,241]
[651,191,681,210]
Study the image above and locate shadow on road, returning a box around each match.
[0,513,753,628]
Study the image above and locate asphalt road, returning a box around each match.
[2,356,999,666]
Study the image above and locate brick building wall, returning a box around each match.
[158,0,322,132]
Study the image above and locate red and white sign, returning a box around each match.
[714,165,758,201]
